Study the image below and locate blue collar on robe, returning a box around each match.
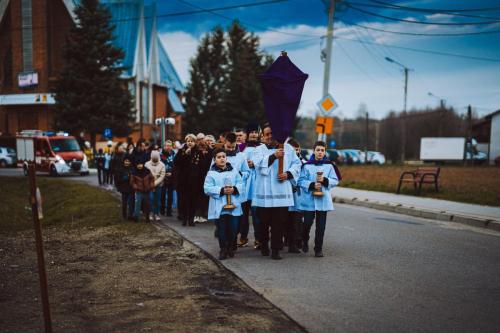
[305,155,331,165]
[210,162,234,172]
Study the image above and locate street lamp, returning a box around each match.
[385,56,412,163]
[427,92,445,109]
[155,117,176,147]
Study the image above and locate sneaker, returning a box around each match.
[237,238,248,247]
[198,217,207,223]
[155,214,161,221]
[253,240,261,250]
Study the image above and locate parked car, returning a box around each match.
[367,151,386,165]
[327,149,345,164]
[0,146,17,167]
[300,149,313,161]
[340,149,366,164]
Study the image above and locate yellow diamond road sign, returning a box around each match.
[317,94,338,115]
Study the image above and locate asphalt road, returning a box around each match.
[2,168,500,332]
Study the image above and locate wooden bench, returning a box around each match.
[396,167,440,195]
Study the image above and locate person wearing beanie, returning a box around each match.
[145,150,166,221]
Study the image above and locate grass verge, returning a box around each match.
[0,176,147,234]
[338,165,500,206]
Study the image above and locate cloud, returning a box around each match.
[159,31,200,84]
[157,23,500,120]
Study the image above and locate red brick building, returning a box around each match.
[0,0,185,142]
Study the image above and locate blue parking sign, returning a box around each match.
[103,128,112,138]
[329,140,336,148]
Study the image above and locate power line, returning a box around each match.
[344,1,500,21]
[335,40,385,85]
[176,0,322,38]
[345,3,500,26]
[336,36,500,62]
[369,0,500,14]
[340,19,500,36]
[2,0,290,32]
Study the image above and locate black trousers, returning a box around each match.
[286,211,303,247]
[161,182,174,215]
[257,207,288,250]
[239,201,251,239]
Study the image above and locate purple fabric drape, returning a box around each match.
[259,54,308,143]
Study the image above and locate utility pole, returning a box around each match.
[467,105,473,165]
[319,0,336,142]
[365,112,369,163]
[386,57,411,163]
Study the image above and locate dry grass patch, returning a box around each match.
[338,165,500,206]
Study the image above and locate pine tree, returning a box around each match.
[223,21,270,130]
[184,26,227,135]
[53,0,134,148]
[184,21,273,135]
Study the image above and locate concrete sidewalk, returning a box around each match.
[332,187,500,231]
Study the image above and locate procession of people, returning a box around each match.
[100,52,341,260]
[104,122,340,261]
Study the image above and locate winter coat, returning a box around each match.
[145,160,166,188]
[130,168,154,193]
[116,166,134,193]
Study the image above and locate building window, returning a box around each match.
[141,84,149,123]
[21,0,33,71]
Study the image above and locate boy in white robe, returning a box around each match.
[298,141,339,257]
[252,125,301,260]
[204,149,245,260]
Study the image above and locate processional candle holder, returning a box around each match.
[313,170,324,197]
[223,177,236,209]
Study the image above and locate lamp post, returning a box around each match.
[155,117,176,147]
[428,92,447,136]
[385,56,411,163]
[428,92,445,109]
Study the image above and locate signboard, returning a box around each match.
[316,117,334,134]
[420,137,466,161]
[18,71,39,88]
[103,128,112,138]
[16,138,35,162]
[316,94,338,116]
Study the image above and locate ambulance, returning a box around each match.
[16,130,89,176]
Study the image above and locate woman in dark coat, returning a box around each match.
[173,134,207,226]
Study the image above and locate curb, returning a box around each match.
[332,196,500,232]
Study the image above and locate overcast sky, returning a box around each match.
[153,0,500,119]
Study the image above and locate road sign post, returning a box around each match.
[28,163,52,333]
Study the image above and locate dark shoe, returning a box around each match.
[315,250,324,258]
[219,250,227,260]
[302,243,309,253]
[261,247,270,256]
[227,247,235,258]
[288,246,301,254]
[271,250,282,260]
